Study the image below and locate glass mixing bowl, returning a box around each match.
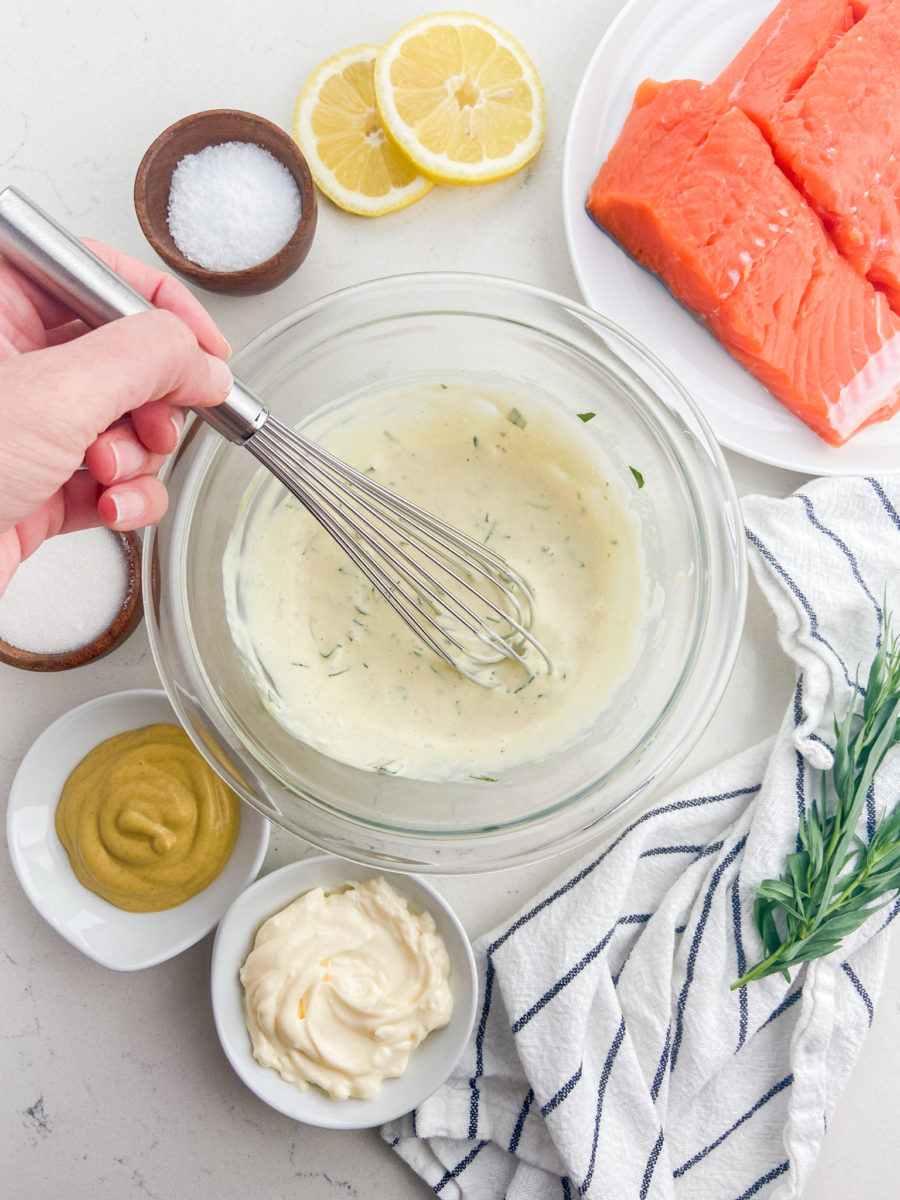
[144,274,746,872]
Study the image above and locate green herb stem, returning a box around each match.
[733,613,900,988]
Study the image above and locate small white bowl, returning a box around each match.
[210,855,478,1128]
[6,689,270,971]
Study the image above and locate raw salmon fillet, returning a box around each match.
[766,6,900,311]
[586,78,900,446]
[715,0,860,140]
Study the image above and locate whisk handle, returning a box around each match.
[0,185,267,444]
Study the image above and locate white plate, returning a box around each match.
[6,689,270,971]
[562,0,900,476]
[210,856,478,1129]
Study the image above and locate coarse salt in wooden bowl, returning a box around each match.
[134,109,317,296]
[0,529,143,672]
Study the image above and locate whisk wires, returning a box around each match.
[245,415,552,684]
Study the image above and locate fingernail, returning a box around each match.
[169,410,185,445]
[110,439,146,479]
[207,354,233,396]
[109,489,147,523]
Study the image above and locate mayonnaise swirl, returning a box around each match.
[240,877,453,1100]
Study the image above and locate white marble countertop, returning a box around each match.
[2,1,898,1196]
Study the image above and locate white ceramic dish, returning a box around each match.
[210,855,478,1129]
[562,0,900,477]
[6,688,270,971]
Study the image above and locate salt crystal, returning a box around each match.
[0,528,129,654]
[167,140,302,272]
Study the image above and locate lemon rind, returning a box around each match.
[293,43,434,217]
[372,10,546,186]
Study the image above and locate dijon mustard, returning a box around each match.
[55,723,240,913]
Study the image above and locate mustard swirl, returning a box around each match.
[55,722,240,913]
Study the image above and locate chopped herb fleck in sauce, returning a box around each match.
[223,381,646,782]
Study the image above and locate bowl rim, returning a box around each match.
[209,854,478,1128]
[145,271,748,872]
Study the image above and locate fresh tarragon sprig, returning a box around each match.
[733,613,900,988]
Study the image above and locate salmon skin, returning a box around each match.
[764,6,900,312]
[586,78,900,446]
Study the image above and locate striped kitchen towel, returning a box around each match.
[382,473,900,1199]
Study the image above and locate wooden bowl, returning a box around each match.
[0,531,143,672]
[134,109,317,296]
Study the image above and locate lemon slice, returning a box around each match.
[293,44,434,217]
[373,11,546,185]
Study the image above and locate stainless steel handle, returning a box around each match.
[0,185,268,445]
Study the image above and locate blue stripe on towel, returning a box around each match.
[620,912,654,926]
[755,986,802,1034]
[467,955,495,1137]
[799,494,881,627]
[672,1074,793,1178]
[579,1017,626,1195]
[488,787,761,957]
[671,836,747,1070]
[877,895,900,935]
[511,913,651,1034]
[793,678,808,831]
[508,1089,534,1154]
[730,875,749,1052]
[840,962,874,1026]
[745,528,851,688]
[866,476,900,531]
[470,786,759,1132]
[639,844,707,858]
[650,1022,671,1102]
[733,1160,790,1198]
[695,839,725,862]
[867,779,877,840]
[511,927,617,1033]
[541,1063,583,1117]
[640,1128,665,1199]
[434,1140,488,1193]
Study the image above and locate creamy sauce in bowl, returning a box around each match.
[223,383,646,781]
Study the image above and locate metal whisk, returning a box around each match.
[0,187,550,681]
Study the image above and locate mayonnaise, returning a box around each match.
[239,877,453,1100]
[223,382,646,780]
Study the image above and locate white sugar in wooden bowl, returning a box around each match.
[167,141,303,272]
[0,528,143,671]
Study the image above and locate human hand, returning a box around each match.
[0,239,233,596]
